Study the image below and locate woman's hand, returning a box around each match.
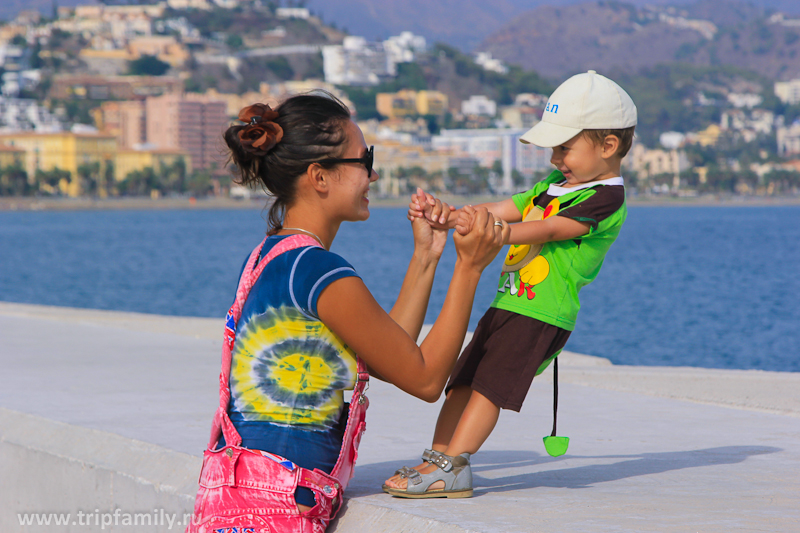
[408,188,456,230]
[411,215,448,264]
[453,206,509,273]
[408,189,449,263]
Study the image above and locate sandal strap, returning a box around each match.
[406,469,424,486]
[396,466,416,478]
[421,448,436,463]
[428,451,454,472]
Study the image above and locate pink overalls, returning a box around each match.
[187,235,369,533]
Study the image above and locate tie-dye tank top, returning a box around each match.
[228,235,360,432]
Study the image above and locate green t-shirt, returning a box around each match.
[490,170,627,331]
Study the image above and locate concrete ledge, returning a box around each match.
[1,408,197,532]
[0,408,473,533]
[0,302,221,340]
[3,303,799,532]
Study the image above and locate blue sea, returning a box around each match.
[1,205,798,371]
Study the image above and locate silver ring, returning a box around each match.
[494,221,503,227]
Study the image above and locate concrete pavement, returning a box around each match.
[1,302,798,532]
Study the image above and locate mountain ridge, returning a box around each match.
[305,0,799,52]
[478,0,800,80]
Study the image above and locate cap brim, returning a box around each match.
[520,121,583,147]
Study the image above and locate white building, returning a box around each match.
[775,79,800,105]
[769,13,800,28]
[777,122,800,156]
[514,93,548,107]
[166,0,213,10]
[625,143,690,180]
[474,52,508,74]
[1,70,41,98]
[499,105,540,129]
[659,131,686,150]
[276,8,310,19]
[461,95,497,117]
[383,32,426,64]
[433,128,551,192]
[155,17,201,39]
[720,108,775,143]
[322,37,395,86]
[727,92,762,108]
[213,0,240,8]
[0,44,25,70]
[0,97,63,133]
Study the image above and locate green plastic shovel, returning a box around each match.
[543,357,569,457]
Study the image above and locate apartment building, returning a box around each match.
[376,90,449,119]
[145,93,227,170]
[94,100,146,149]
[322,37,395,86]
[775,79,800,105]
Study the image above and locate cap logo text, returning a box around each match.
[545,103,558,114]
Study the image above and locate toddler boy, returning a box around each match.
[384,70,637,498]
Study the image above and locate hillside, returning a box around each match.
[303,0,797,52]
[478,0,800,80]
[0,0,96,21]
[6,1,800,55]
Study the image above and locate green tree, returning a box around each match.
[35,168,71,194]
[128,55,171,76]
[763,169,800,194]
[265,57,294,80]
[0,164,30,196]
[120,167,158,196]
[448,164,490,195]
[102,160,115,196]
[511,169,525,189]
[186,169,214,196]
[225,34,244,50]
[77,161,101,196]
[161,157,188,193]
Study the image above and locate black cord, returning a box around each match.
[551,357,558,437]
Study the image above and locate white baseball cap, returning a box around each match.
[520,70,637,147]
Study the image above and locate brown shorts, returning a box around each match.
[445,307,571,412]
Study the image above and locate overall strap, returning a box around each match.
[208,234,321,449]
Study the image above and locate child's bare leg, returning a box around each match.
[443,389,500,455]
[432,385,473,450]
[387,389,501,491]
[384,386,472,488]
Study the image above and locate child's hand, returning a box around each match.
[454,207,475,235]
[407,187,455,230]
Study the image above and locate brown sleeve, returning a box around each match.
[556,185,625,231]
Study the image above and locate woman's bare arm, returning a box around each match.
[386,214,448,342]
[318,208,507,402]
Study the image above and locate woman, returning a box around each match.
[188,93,508,532]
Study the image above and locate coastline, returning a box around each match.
[2,193,800,212]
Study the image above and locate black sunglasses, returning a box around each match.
[317,145,374,177]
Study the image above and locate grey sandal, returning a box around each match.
[382,449,437,493]
[385,451,473,499]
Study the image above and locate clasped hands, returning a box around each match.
[408,188,509,272]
